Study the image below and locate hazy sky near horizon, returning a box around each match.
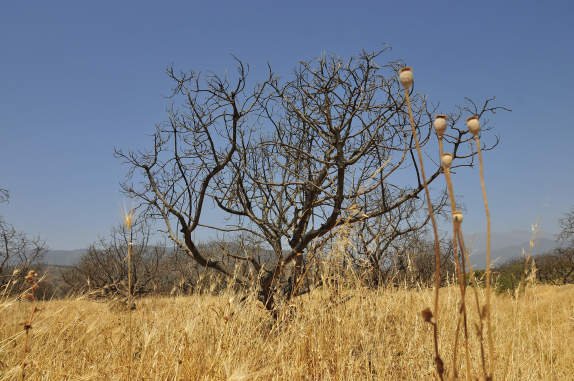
[1,1,573,249]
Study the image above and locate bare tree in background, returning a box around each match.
[535,248,574,285]
[349,195,435,286]
[62,221,166,296]
[538,206,574,284]
[558,206,574,245]
[117,49,504,312]
[0,217,47,291]
[0,189,8,204]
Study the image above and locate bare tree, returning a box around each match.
[117,49,503,312]
[348,194,435,286]
[214,49,502,308]
[115,60,271,295]
[535,248,574,285]
[0,189,8,204]
[533,206,574,284]
[558,206,574,245]
[0,217,47,291]
[62,221,166,297]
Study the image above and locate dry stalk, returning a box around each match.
[1,269,20,303]
[20,269,40,381]
[468,116,494,379]
[442,156,471,381]
[457,228,488,378]
[400,67,444,381]
[123,208,134,380]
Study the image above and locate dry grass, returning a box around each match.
[1,285,572,380]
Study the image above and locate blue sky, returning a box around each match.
[1,0,573,249]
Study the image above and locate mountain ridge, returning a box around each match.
[43,230,563,268]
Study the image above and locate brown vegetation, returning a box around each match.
[0,284,572,380]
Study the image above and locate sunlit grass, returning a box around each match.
[0,285,572,380]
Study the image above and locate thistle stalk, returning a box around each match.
[468,115,495,378]
[20,270,40,381]
[400,67,444,380]
[124,209,134,380]
[457,226,488,378]
[441,155,471,381]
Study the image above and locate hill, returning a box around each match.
[464,230,560,269]
[43,249,86,266]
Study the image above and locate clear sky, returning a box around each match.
[1,0,573,250]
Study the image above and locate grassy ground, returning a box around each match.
[1,285,572,380]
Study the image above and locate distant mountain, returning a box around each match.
[41,244,277,267]
[43,249,87,266]
[463,230,561,269]
[41,230,562,270]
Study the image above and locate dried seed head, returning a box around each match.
[441,153,453,169]
[123,209,134,230]
[399,67,413,89]
[25,270,38,284]
[466,115,480,135]
[453,210,463,224]
[481,305,489,319]
[433,115,447,136]
[435,356,444,375]
[421,307,433,322]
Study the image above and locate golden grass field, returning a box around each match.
[1,285,573,380]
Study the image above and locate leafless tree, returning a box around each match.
[533,207,574,284]
[535,247,574,285]
[0,189,8,204]
[558,206,574,245]
[347,194,433,286]
[117,49,504,312]
[115,59,271,297]
[213,49,503,308]
[62,221,166,296]
[0,217,47,292]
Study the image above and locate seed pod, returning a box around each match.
[441,153,453,169]
[466,115,480,135]
[399,67,413,89]
[421,308,433,322]
[25,271,37,284]
[453,210,463,224]
[434,115,447,136]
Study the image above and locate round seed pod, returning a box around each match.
[399,67,413,89]
[434,115,447,136]
[441,153,453,168]
[453,210,463,224]
[466,116,480,135]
